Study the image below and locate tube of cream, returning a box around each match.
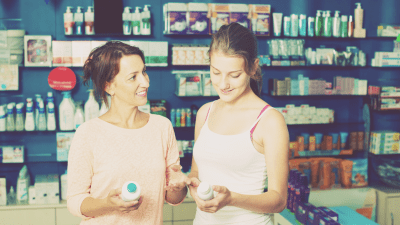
[273,13,283,36]
[301,133,310,150]
[283,16,291,36]
[314,133,323,150]
[330,133,339,149]
[340,159,353,188]
[339,132,349,149]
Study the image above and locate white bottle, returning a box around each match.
[85,6,95,35]
[7,186,16,205]
[46,92,54,117]
[15,103,24,131]
[25,101,35,131]
[6,103,15,132]
[16,165,30,205]
[59,91,75,131]
[84,89,99,121]
[333,10,341,38]
[74,6,84,35]
[34,94,42,130]
[0,105,6,132]
[64,6,74,35]
[38,101,47,131]
[132,7,142,35]
[123,7,132,35]
[121,181,141,201]
[74,101,85,130]
[197,182,215,201]
[47,101,56,131]
[141,5,151,35]
[60,170,68,201]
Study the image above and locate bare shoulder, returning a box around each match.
[196,101,214,125]
[258,107,287,130]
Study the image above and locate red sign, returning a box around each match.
[48,67,76,91]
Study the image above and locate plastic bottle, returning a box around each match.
[283,16,291,37]
[85,6,95,35]
[121,181,141,201]
[123,7,132,35]
[307,17,315,37]
[299,14,307,37]
[38,101,47,131]
[7,186,16,205]
[6,103,15,131]
[64,6,74,35]
[315,10,322,37]
[333,11,341,38]
[46,92,54,117]
[132,7,141,35]
[340,15,348,38]
[170,109,176,127]
[74,6,84,35]
[180,108,186,127]
[140,5,151,35]
[47,101,56,131]
[176,109,181,127]
[290,14,299,37]
[34,94,42,130]
[186,108,191,127]
[354,2,363,29]
[61,170,68,201]
[84,89,99,122]
[197,182,215,201]
[25,101,35,131]
[16,165,30,204]
[15,103,24,131]
[348,15,354,38]
[324,10,332,37]
[59,91,75,131]
[74,101,85,130]
[0,105,6,131]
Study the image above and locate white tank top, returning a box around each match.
[193,101,273,225]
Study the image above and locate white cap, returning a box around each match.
[335,10,340,17]
[355,2,362,9]
[341,15,348,21]
[143,5,151,11]
[16,103,24,109]
[308,17,315,22]
[284,16,291,21]
[124,6,132,13]
[326,10,331,16]
[348,15,353,22]
[7,103,13,109]
[300,14,306,20]
[66,6,73,13]
[76,6,83,13]
[291,14,298,19]
[135,6,141,13]
[47,92,53,97]
[87,6,94,13]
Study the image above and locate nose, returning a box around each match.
[138,72,150,88]
[219,75,230,90]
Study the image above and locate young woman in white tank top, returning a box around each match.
[187,23,290,225]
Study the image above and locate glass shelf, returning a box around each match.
[296,149,354,157]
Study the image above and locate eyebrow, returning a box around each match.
[126,66,146,77]
[210,65,242,74]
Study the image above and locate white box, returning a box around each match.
[130,41,149,65]
[28,186,36,205]
[0,64,18,91]
[52,41,72,67]
[72,41,91,67]
[34,175,48,205]
[0,178,5,206]
[1,146,24,163]
[34,174,60,205]
[148,42,168,67]
[24,35,52,67]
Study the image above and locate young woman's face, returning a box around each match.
[210,51,251,102]
[108,54,149,107]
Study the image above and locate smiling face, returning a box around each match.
[210,51,252,102]
[107,54,149,107]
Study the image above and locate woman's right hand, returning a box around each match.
[187,177,202,203]
[106,188,143,213]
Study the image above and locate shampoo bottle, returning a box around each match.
[0,105,6,131]
[348,15,354,37]
[84,89,99,121]
[16,165,30,204]
[15,103,24,131]
[38,101,47,131]
[340,15,348,38]
[74,6,84,35]
[315,10,322,37]
[132,7,141,35]
[141,5,151,35]
[333,11,341,38]
[324,10,332,37]
[6,103,15,131]
[299,14,307,37]
[74,101,85,130]
[25,101,35,131]
[121,181,141,201]
[307,17,315,37]
[59,91,75,131]
[47,101,56,131]
[85,6,95,35]
[354,2,363,30]
[64,6,74,35]
[123,7,132,35]
[197,182,215,201]
[61,170,68,201]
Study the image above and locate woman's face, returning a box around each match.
[210,51,251,102]
[108,54,149,107]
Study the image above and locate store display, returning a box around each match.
[64,6,74,35]
[275,104,334,125]
[24,35,52,67]
[377,24,400,37]
[371,51,400,67]
[369,131,400,154]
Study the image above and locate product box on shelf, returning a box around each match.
[150,100,167,117]
[34,174,60,205]
[369,131,400,154]
[71,41,91,67]
[202,71,218,96]
[377,24,400,37]
[209,3,230,34]
[56,132,75,162]
[0,178,5,206]
[163,3,188,34]
[131,41,149,64]
[248,4,271,35]
[187,3,209,35]
[148,41,168,67]
[24,35,52,67]
[0,64,18,91]
[0,145,24,163]
[229,4,250,30]
[174,70,203,96]
[52,41,72,67]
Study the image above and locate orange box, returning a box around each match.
[357,131,364,150]
[309,136,316,151]
[290,141,299,157]
[297,136,305,152]
[325,135,333,150]
[350,132,358,150]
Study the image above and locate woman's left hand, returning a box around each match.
[197,185,232,213]
[166,164,191,192]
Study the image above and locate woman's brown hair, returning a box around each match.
[82,41,145,107]
[208,22,262,96]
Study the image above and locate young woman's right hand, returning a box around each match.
[106,188,143,213]
[187,177,202,203]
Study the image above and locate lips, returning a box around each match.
[136,90,147,97]
[221,89,233,94]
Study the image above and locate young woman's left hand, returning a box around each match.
[197,185,232,213]
[166,164,191,192]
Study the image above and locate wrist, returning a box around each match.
[101,197,114,212]
[228,192,237,206]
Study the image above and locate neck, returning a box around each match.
[105,97,145,129]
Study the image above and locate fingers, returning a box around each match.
[117,196,143,213]
[109,188,121,197]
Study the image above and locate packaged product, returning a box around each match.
[339,159,353,188]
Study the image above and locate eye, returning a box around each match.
[212,71,220,75]
[231,74,240,78]
[129,75,136,80]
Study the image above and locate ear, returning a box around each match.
[105,81,115,96]
[252,58,260,74]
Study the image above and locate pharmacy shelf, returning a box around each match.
[175,94,219,98]
[268,94,367,98]
[369,151,400,156]
[296,149,353,157]
[64,34,154,38]
[287,121,364,126]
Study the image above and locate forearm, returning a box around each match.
[229,190,286,214]
[166,187,187,205]
[81,197,114,218]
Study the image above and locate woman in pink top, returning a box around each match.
[67,41,190,224]
[188,23,289,224]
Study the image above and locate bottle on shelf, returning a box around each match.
[315,10,322,37]
[176,109,181,127]
[324,10,332,37]
[85,6,95,35]
[74,101,85,130]
[61,170,68,201]
[7,186,16,205]
[35,94,42,130]
[299,14,307,37]
[84,89,99,122]
[132,7,141,35]
[38,101,47,131]
[64,6,74,35]
[16,165,30,205]
[47,100,56,131]
[0,104,6,132]
[140,5,151,35]
[348,15,354,38]
[307,16,315,37]
[186,108,191,127]
[180,108,186,127]
[46,92,54,117]
[25,100,35,131]
[6,103,15,132]
[340,15,348,38]
[353,2,366,38]
[333,11,341,38]
[59,91,75,131]
[170,108,176,127]
[15,103,24,131]
[74,6,84,35]
[123,7,132,35]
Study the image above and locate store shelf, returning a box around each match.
[64,33,154,38]
[175,94,219,98]
[296,149,353,157]
[287,122,364,126]
[268,94,367,98]
[369,151,400,156]
[263,65,363,69]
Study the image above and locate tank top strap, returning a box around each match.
[250,105,271,140]
[204,101,216,123]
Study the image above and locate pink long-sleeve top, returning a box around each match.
[67,114,180,225]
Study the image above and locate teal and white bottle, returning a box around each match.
[121,181,141,201]
[140,5,151,35]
